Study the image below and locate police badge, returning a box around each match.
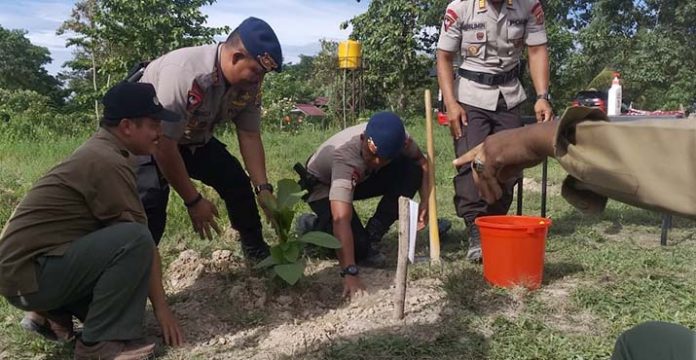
[257,52,278,72]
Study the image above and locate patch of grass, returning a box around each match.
[1,119,695,359]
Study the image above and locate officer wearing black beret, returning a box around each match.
[134,17,282,346]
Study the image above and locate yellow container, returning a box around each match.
[338,40,361,70]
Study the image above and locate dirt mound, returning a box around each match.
[150,250,446,359]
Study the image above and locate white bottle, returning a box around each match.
[607,73,622,116]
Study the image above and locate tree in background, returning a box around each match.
[343,0,441,113]
[563,0,695,110]
[58,0,228,120]
[0,26,64,104]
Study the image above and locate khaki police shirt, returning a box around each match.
[140,43,261,147]
[0,129,146,296]
[554,107,696,220]
[437,0,548,111]
[306,123,422,203]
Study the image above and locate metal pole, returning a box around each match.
[516,177,523,216]
[541,157,548,217]
[342,69,347,129]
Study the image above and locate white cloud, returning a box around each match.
[1,0,369,75]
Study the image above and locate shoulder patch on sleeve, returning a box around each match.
[351,169,361,187]
[444,8,459,32]
[187,80,204,112]
[531,1,544,25]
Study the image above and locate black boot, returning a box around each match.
[465,220,482,263]
[365,217,390,243]
[239,230,270,262]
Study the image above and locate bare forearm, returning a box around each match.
[418,157,431,203]
[238,130,268,186]
[154,138,198,203]
[528,120,558,158]
[528,45,550,95]
[333,219,355,267]
[148,247,168,310]
[436,49,458,108]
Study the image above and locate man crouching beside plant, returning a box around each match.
[295,112,431,298]
[0,82,180,359]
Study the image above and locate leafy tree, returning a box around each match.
[0,26,63,104]
[343,0,435,113]
[58,0,228,119]
[563,0,695,110]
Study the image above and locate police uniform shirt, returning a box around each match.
[554,107,696,220]
[0,129,146,296]
[437,0,548,111]
[140,44,261,146]
[305,123,422,203]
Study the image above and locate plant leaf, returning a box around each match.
[270,245,285,263]
[273,262,305,285]
[283,241,302,262]
[276,179,306,209]
[298,231,342,249]
[254,255,277,269]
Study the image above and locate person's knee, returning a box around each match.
[109,223,154,260]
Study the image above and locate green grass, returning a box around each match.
[1,120,694,359]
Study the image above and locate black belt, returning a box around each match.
[457,65,520,86]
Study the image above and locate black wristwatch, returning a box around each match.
[254,183,274,195]
[340,264,359,277]
[536,92,551,101]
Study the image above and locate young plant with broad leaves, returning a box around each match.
[256,179,341,285]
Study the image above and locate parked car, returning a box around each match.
[571,90,629,114]
[571,90,608,113]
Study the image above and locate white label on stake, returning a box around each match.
[408,199,418,263]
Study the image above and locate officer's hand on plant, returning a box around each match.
[534,99,553,123]
[343,275,366,299]
[452,121,557,204]
[257,189,276,224]
[187,196,221,240]
[447,103,468,139]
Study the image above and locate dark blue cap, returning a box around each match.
[365,112,406,159]
[236,17,283,73]
[102,82,179,123]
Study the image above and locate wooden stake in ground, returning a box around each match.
[424,89,441,263]
[393,196,410,320]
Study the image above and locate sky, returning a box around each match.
[0,0,370,75]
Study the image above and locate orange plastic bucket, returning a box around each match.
[475,215,552,290]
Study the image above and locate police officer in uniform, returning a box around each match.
[436,0,553,262]
[297,112,431,297]
[137,17,281,257]
[133,18,281,345]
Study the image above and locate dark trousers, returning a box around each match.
[308,156,422,261]
[454,96,522,223]
[611,321,695,360]
[5,223,153,342]
[138,137,264,246]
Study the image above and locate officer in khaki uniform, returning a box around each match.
[0,82,179,359]
[134,17,282,347]
[137,17,281,259]
[454,106,696,220]
[297,112,431,297]
[436,0,553,262]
